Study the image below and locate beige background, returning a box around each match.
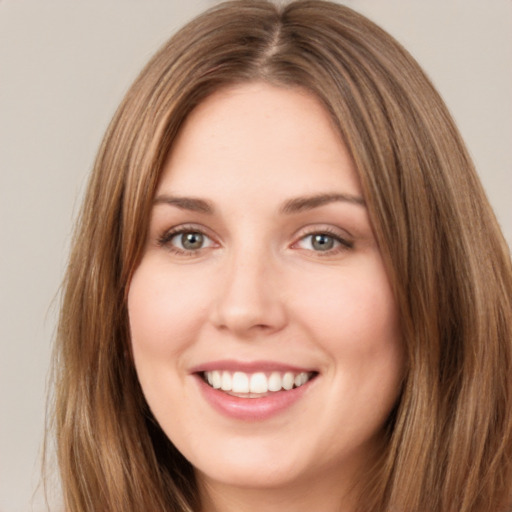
[1,1,510,510]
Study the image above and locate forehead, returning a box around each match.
[158,82,361,201]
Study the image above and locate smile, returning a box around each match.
[201,370,315,397]
[191,361,319,420]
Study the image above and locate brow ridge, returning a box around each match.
[153,192,365,215]
[280,193,365,214]
[153,195,214,214]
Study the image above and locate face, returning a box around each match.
[128,83,403,499]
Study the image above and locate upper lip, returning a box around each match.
[189,359,317,374]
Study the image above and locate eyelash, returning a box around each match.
[157,225,354,256]
[157,224,216,256]
[293,227,354,256]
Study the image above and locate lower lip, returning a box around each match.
[194,375,314,421]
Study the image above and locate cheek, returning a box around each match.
[127,261,210,358]
[293,260,400,353]
[127,269,218,443]
[127,261,214,418]
[292,257,403,410]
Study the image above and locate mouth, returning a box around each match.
[198,370,318,398]
[192,362,319,420]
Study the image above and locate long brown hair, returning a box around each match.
[49,1,512,510]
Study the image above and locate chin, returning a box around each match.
[196,460,308,490]
[186,438,313,490]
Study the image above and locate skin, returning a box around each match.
[128,82,403,512]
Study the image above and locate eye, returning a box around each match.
[295,230,353,254]
[175,231,208,250]
[159,227,215,254]
[303,233,337,251]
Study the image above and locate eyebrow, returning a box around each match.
[280,193,365,214]
[153,192,365,215]
[153,195,214,214]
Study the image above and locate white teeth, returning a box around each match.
[232,372,249,393]
[282,372,294,390]
[294,373,308,387]
[249,372,268,393]
[211,370,221,389]
[221,371,232,391]
[268,372,282,392]
[203,370,313,394]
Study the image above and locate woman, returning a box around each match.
[50,1,512,511]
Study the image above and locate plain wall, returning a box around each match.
[1,1,510,510]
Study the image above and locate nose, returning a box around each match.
[210,248,288,338]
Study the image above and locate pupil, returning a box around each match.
[182,232,203,250]
[312,234,334,251]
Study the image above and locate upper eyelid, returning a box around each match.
[160,223,214,235]
[292,223,353,240]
